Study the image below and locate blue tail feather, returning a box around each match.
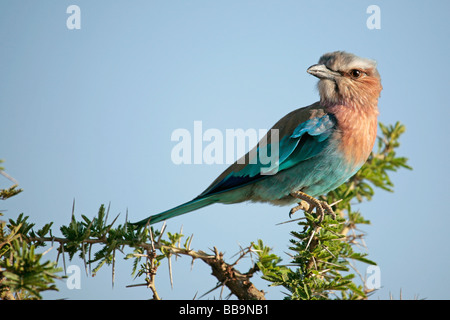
[131,196,217,227]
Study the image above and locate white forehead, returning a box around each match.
[347,57,377,70]
[318,51,377,71]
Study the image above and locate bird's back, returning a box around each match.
[198,102,326,197]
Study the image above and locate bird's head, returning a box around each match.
[307,51,382,108]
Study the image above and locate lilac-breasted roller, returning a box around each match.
[132,51,382,226]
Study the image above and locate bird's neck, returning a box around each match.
[326,102,379,167]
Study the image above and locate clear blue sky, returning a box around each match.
[1,1,449,300]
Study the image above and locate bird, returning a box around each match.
[132,51,382,227]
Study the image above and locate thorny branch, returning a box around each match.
[27,230,265,300]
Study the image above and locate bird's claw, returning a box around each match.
[316,200,336,222]
[289,200,310,218]
[289,191,336,223]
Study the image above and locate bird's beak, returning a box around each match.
[307,64,340,80]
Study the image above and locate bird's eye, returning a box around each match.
[349,69,363,78]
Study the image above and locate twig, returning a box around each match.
[0,170,19,185]
[146,228,161,300]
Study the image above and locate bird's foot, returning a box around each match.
[289,191,336,222]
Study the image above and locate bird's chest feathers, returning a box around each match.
[330,104,378,167]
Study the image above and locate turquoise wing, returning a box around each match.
[199,114,336,197]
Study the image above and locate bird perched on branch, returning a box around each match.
[132,51,382,227]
